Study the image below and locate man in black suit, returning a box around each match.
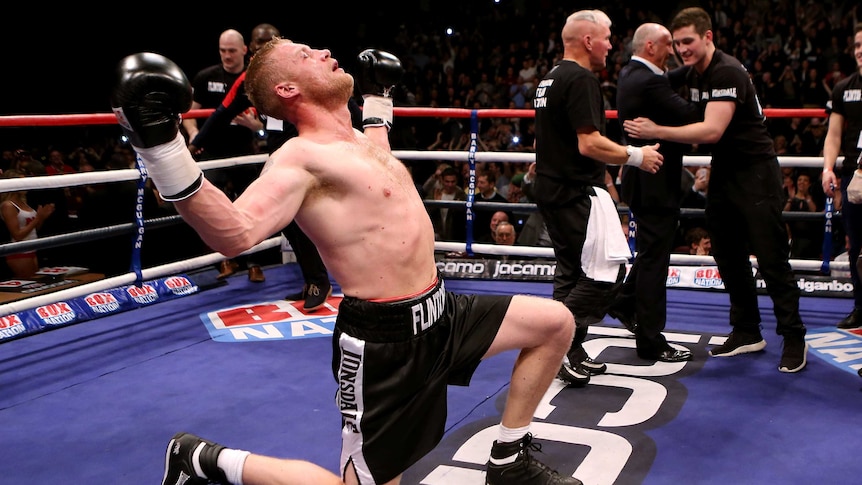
[611,23,700,362]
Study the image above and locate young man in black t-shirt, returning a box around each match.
[624,7,808,373]
[822,25,862,346]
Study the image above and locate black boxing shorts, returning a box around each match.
[333,276,512,484]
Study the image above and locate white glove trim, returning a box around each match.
[134,133,204,201]
[362,95,394,127]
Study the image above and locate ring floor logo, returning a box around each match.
[409,327,862,484]
[805,326,862,376]
[409,326,709,485]
[201,295,342,342]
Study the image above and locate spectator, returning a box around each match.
[472,170,511,242]
[678,166,709,248]
[486,161,511,198]
[478,211,510,243]
[518,162,552,248]
[685,226,712,255]
[784,171,821,259]
[0,149,15,172]
[493,220,518,247]
[799,67,829,108]
[44,148,80,217]
[18,154,74,266]
[424,166,467,242]
[0,169,55,278]
[799,117,828,155]
[44,149,76,176]
[474,72,496,107]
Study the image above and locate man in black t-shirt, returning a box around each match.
[822,25,862,342]
[624,7,808,373]
[533,9,663,387]
[181,29,262,281]
[182,29,254,161]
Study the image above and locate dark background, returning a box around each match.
[3,7,388,115]
[3,1,684,116]
[1,1,511,115]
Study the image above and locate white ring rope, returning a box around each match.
[0,152,840,193]
[390,152,843,168]
[435,241,848,273]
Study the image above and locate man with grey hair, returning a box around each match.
[532,9,664,387]
[611,22,700,362]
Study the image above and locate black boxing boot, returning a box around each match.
[485,433,583,485]
[162,432,228,485]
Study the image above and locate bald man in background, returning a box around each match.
[611,22,700,362]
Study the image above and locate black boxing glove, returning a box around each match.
[356,49,404,130]
[111,52,192,148]
[111,52,203,201]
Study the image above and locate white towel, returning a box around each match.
[581,187,631,282]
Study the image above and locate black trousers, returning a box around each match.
[538,188,624,329]
[706,160,805,337]
[616,207,679,354]
[283,221,328,285]
[840,175,862,309]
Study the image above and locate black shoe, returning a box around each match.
[837,308,862,329]
[709,329,766,357]
[778,335,808,373]
[303,282,332,311]
[557,362,590,387]
[607,307,637,333]
[162,432,228,485]
[485,433,583,485]
[638,347,693,362]
[285,284,308,301]
[858,367,862,378]
[568,345,607,375]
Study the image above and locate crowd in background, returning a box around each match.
[0,0,859,277]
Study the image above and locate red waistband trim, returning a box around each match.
[368,275,439,303]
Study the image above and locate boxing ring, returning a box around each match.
[1,107,861,485]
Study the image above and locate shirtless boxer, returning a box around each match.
[112,41,581,485]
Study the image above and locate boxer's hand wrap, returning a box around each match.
[625,145,644,167]
[356,49,403,131]
[135,133,204,201]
